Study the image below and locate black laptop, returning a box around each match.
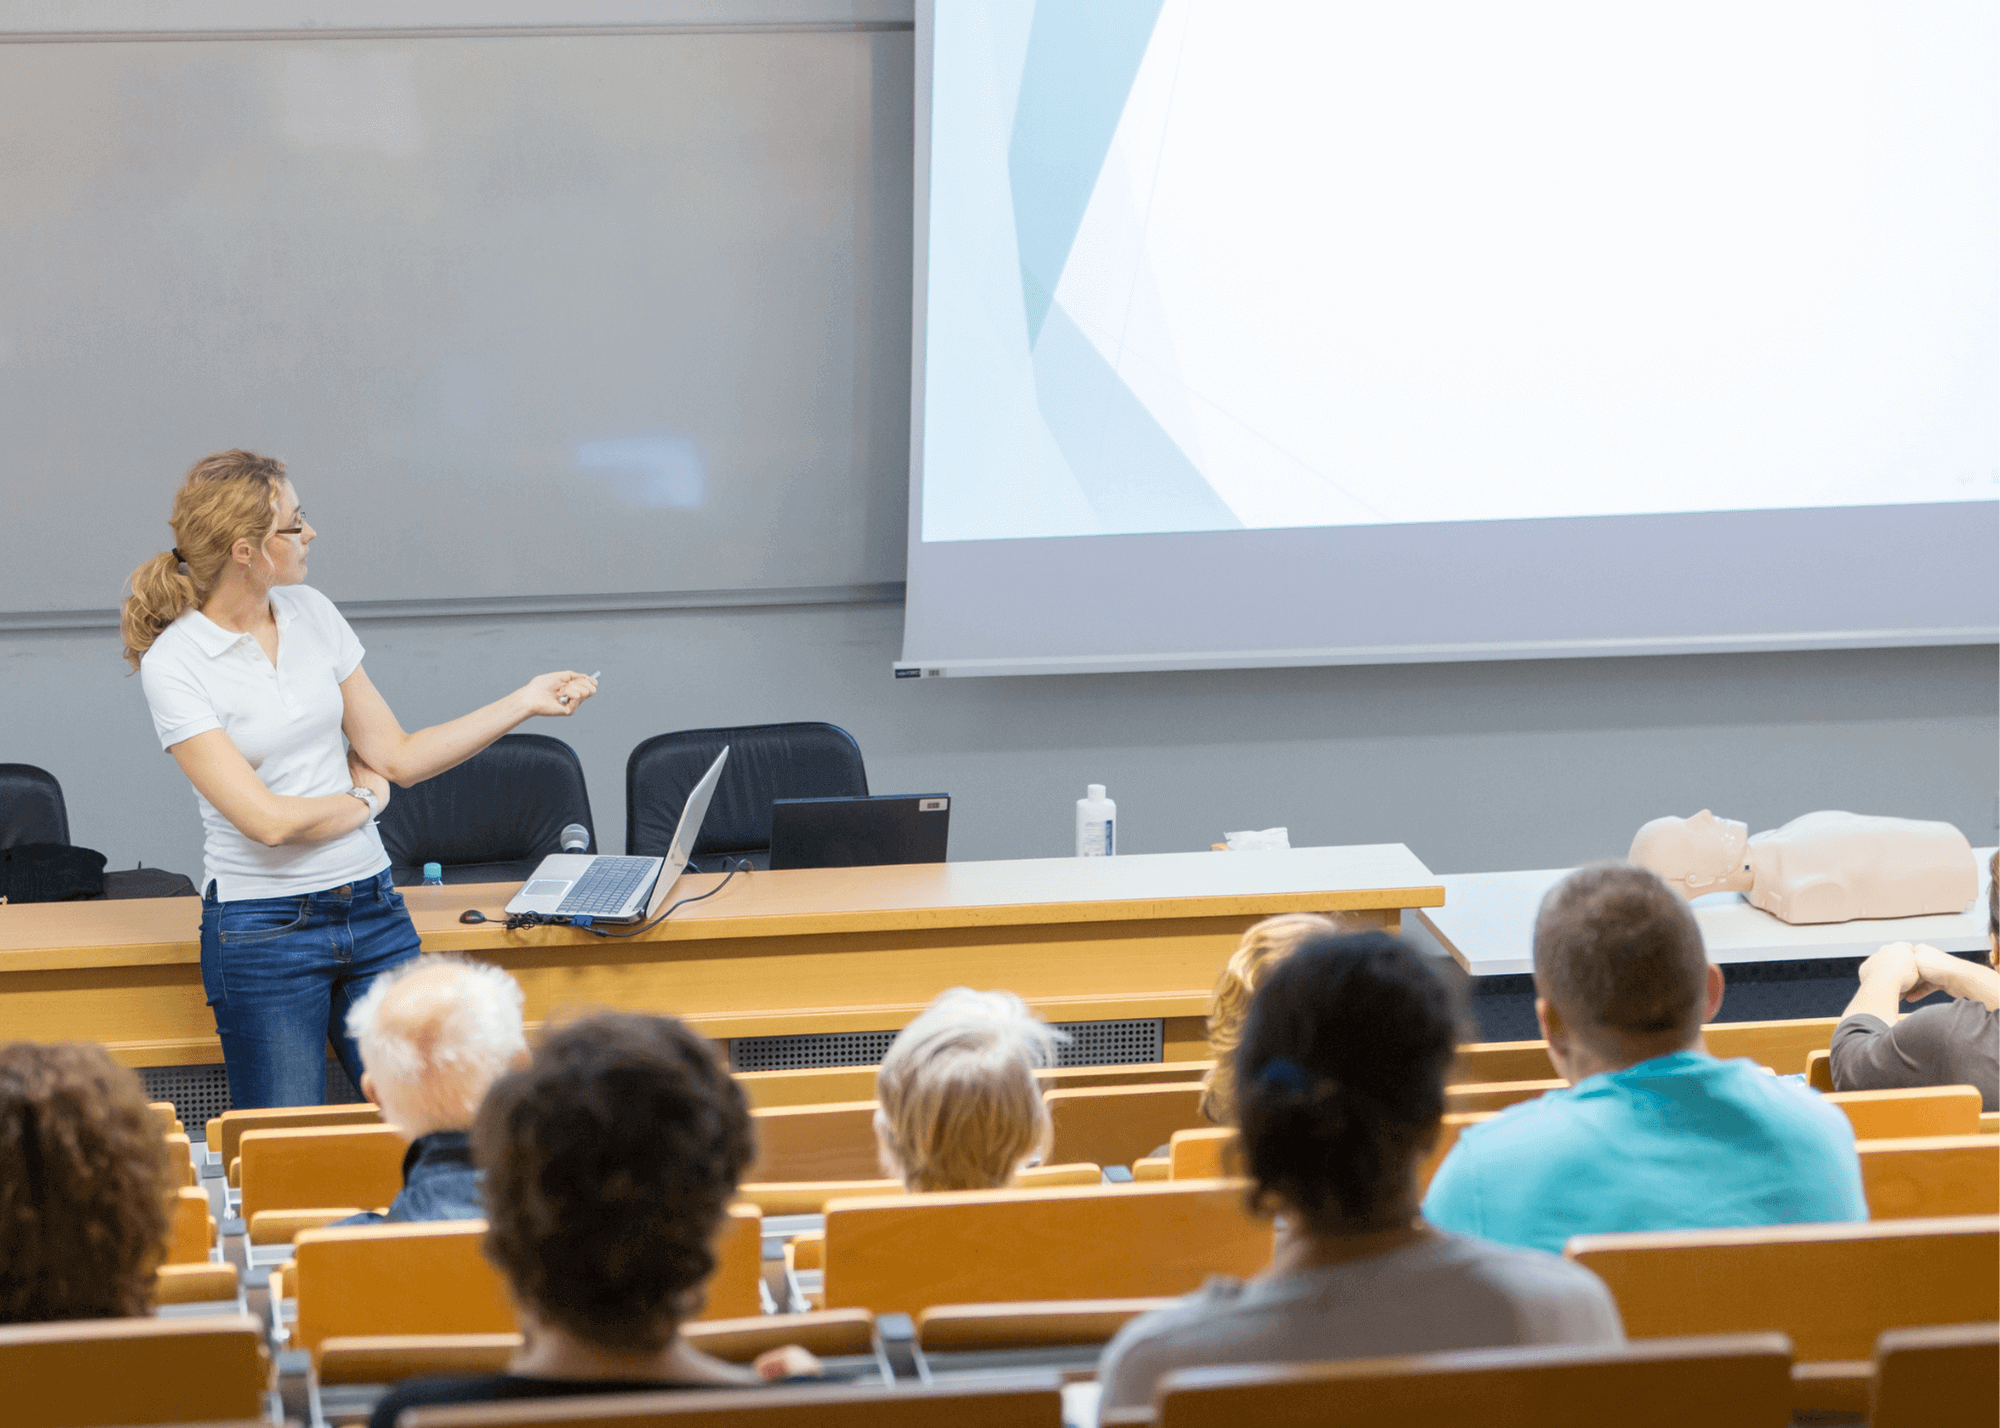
[768,794,950,870]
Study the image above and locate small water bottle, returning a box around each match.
[422,862,444,887]
[1075,784,1116,857]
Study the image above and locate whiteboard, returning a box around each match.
[0,22,912,613]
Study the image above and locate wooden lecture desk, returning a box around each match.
[0,844,1443,1070]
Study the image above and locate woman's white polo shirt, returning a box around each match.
[140,584,389,901]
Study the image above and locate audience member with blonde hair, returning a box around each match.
[1201,913,1341,1124]
[873,988,1066,1192]
[0,1042,174,1323]
[336,953,530,1225]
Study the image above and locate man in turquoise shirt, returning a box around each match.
[1424,864,1866,1255]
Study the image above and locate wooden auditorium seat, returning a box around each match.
[1451,1040,1559,1084]
[162,1130,198,1187]
[1449,1017,1838,1087]
[1567,1215,2000,1415]
[916,1298,1172,1354]
[821,1179,1270,1319]
[1868,1321,2000,1428]
[238,1121,405,1223]
[1169,1110,1494,1193]
[735,1060,1221,1111]
[1805,1048,1834,1092]
[1140,1333,1793,1428]
[1043,1082,1206,1169]
[400,1378,1066,1427]
[166,1183,216,1264]
[212,1101,383,1185]
[1822,1085,1983,1139]
[737,1162,1102,1217]
[147,1100,183,1135]
[1856,1135,2000,1219]
[155,1261,242,1307]
[0,1313,269,1428]
[292,1207,764,1363]
[1443,1078,1568,1114]
[747,1101,882,1182]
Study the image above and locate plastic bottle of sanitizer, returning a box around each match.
[1076,784,1116,857]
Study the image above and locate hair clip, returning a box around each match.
[1258,1058,1315,1095]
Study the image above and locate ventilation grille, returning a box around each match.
[140,1056,367,1140]
[728,1018,1162,1073]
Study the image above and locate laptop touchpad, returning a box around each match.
[522,879,572,898]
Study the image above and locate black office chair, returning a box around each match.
[625,722,868,872]
[0,763,69,849]
[376,734,596,886]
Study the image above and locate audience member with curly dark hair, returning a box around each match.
[368,1013,819,1427]
[0,1042,173,1323]
[1097,931,1624,1412]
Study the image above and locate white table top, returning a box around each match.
[1411,848,1995,978]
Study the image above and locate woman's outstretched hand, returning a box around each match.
[517,671,598,718]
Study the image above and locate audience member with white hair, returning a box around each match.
[873,987,1066,1192]
[336,953,529,1225]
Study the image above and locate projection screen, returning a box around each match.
[898,0,1999,678]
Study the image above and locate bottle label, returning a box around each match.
[1103,818,1114,856]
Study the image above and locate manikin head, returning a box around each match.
[873,988,1066,1192]
[1533,863,1724,1078]
[1628,809,1751,898]
[346,954,530,1141]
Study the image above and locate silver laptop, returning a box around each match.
[505,746,730,923]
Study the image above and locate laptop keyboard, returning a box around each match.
[554,857,658,917]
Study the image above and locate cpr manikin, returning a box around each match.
[1629,810,1977,926]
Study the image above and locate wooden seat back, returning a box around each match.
[748,1100,882,1182]
[1043,1083,1206,1169]
[1040,1061,1215,1092]
[1823,1085,1983,1139]
[917,1298,1173,1352]
[1805,1048,1834,1093]
[163,1130,197,1187]
[822,1179,1270,1319]
[1869,1322,2000,1428]
[155,1261,241,1305]
[1702,1018,1839,1075]
[212,1102,382,1169]
[148,1101,183,1135]
[738,1163,1102,1216]
[1168,1127,1238,1180]
[1451,1040,1558,1084]
[1443,1078,1566,1115]
[1149,1332,1793,1428]
[0,1313,267,1428]
[401,1378,1066,1427]
[735,1061,1218,1112]
[1567,1215,2000,1363]
[1857,1136,2000,1219]
[166,1184,215,1264]
[239,1121,406,1221]
[293,1207,764,1361]
[1418,1112,1494,1193]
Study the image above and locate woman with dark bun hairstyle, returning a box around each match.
[1096,931,1623,1413]
[0,1042,175,1323]
[367,1013,819,1424]
[124,450,597,1109]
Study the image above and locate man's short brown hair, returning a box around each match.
[473,1013,754,1352]
[1534,863,1710,1045]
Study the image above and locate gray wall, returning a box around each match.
[3,0,1994,885]
[6,614,1994,881]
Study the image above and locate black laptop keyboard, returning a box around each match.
[555,857,657,916]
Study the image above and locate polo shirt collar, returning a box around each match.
[182,599,292,659]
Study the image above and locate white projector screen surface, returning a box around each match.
[900,0,1999,676]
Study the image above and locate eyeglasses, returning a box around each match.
[273,511,307,537]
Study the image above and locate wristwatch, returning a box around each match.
[348,785,380,820]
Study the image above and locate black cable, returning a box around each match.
[459,859,748,936]
[580,859,749,938]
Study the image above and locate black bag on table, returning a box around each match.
[2,842,107,902]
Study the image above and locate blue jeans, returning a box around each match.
[200,868,421,1110]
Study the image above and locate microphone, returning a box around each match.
[559,824,591,853]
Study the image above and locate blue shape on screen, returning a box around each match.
[1007,0,1164,347]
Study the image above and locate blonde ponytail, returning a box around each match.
[121,449,287,671]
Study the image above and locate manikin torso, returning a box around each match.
[1629,809,1977,925]
[1744,812,1975,925]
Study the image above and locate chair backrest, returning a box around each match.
[1857,1135,2000,1219]
[1043,1083,1206,1169]
[401,1378,1065,1428]
[0,1312,266,1428]
[148,1101,183,1134]
[748,1100,883,1182]
[1567,1215,2000,1361]
[1040,1061,1217,1092]
[739,1163,1102,1216]
[625,722,867,858]
[163,1130,197,1187]
[214,1102,382,1169]
[1450,1040,1558,1084]
[1702,1018,1840,1075]
[918,1298,1173,1352]
[377,732,595,883]
[156,1261,241,1306]
[1823,1085,1983,1139]
[734,1060,1218,1112]
[1168,1127,1238,1180]
[1805,1048,1835,1092]
[1150,1333,1794,1428]
[0,762,68,849]
[822,1179,1271,1319]
[1870,1322,2000,1428]
[167,1184,215,1264]
[1443,1078,1567,1115]
[238,1122,407,1221]
[294,1207,763,1362]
